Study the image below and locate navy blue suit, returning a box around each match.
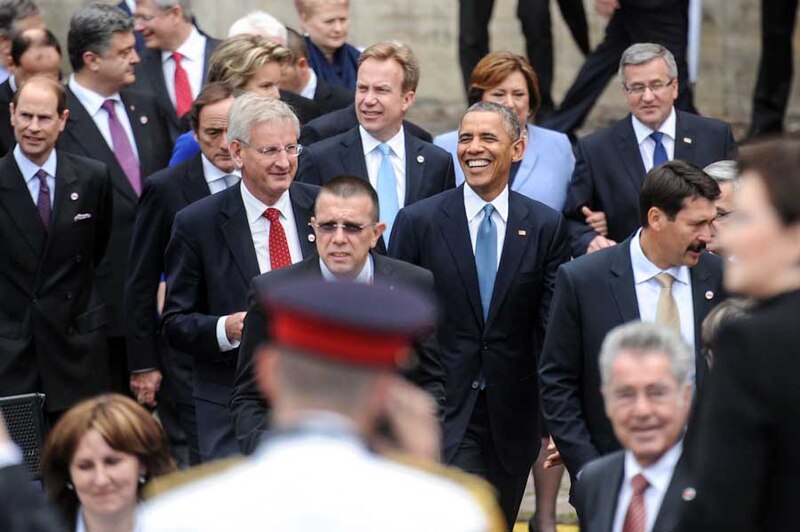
[390,185,569,525]
[298,104,433,146]
[539,238,723,492]
[563,111,735,256]
[162,181,318,461]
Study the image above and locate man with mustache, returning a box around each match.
[540,160,725,498]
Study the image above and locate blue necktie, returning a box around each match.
[650,131,668,167]
[376,143,399,245]
[475,204,497,321]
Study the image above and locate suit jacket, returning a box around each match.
[297,126,456,252]
[679,289,800,532]
[299,103,433,146]
[279,89,321,125]
[539,238,723,485]
[116,1,145,52]
[230,253,446,454]
[0,151,113,412]
[0,79,14,156]
[563,110,736,256]
[0,464,62,531]
[124,154,211,371]
[162,181,318,406]
[58,87,173,338]
[574,449,691,532]
[390,186,570,473]
[132,37,220,141]
[312,78,353,114]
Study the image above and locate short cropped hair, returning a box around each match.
[149,0,192,22]
[738,136,800,226]
[227,10,287,42]
[462,101,521,141]
[10,27,59,66]
[703,160,740,186]
[208,34,293,89]
[286,26,307,61]
[227,93,300,145]
[67,3,133,72]
[0,0,41,37]
[701,298,754,367]
[317,175,380,222]
[599,322,693,387]
[14,74,66,114]
[189,81,235,132]
[468,51,541,121]
[358,41,420,93]
[618,43,678,85]
[639,160,721,227]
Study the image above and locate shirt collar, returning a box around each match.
[68,75,122,117]
[463,182,509,224]
[319,253,373,283]
[241,180,293,224]
[14,144,57,181]
[359,125,405,160]
[201,153,240,185]
[630,228,690,286]
[300,68,318,100]
[8,75,16,93]
[161,26,205,63]
[632,106,677,146]
[623,440,683,494]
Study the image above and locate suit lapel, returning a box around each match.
[372,252,399,285]
[220,184,260,284]
[39,154,82,282]
[121,91,157,177]
[597,454,625,532]
[288,183,316,258]
[690,256,714,388]
[0,156,46,256]
[609,238,641,323]
[673,111,697,162]
[614,117,647,191]
[485,193,529,327]
[339,129,369,177]
[403,134,424,205]
[652,455,690,532]
[182,155,212,204]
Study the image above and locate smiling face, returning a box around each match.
[10,80,69,166]
[604,350,691,467]
[457,110,524,201]
[481,70,530,126]
[622,57,678,131]
[355,57,414,142]
[69,429,143,522]
[231,118,298,206]
[242,62,283,99]
[134,0,182,51]
[195,96,234,173]
[300,1,350,59]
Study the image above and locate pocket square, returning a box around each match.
[74,213,92,222]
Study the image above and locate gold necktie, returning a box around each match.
[655,272,680,333]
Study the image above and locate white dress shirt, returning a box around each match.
[632,106,677,172]
[464,183,508,268]
[68,75,140,162]
[201,154,240,194]
[611,441,683,532]
[300,68,318,101]
[320,254,373,283]
[630,229,696,355]
[360,125,406,208]
[215,182,304,351]
[16,145,56,207]
[161,26,206,106]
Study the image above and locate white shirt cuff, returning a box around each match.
[216,315,240,351]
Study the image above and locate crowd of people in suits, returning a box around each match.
[0,0,800,531]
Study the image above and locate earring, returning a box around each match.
[66,481,74,491]
[139,475,146,485]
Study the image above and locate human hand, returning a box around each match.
[372,376,440,462]
[225,312,247,342]
[582,206,608,236]
[587,235,617,254]
[543,437,563,469]
[595,0,620,17]
[130,370,163,407]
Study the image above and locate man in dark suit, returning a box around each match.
[125,81,237,464]
[297,42,455,252]
[132,0,220,140]
[0,76,113,418]
[283,27,352,115]
[540,160,724,495]
[231,175,445,454]
[574,322,694,532]
[116,0,145,52]
[162,95,319,462]
[390,102,569,528]
[299,102,433,146]
[563,43,735,257]
[57,3,173,396]
[0,27,61,156]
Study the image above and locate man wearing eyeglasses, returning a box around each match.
[230,174,445,455]
[162,94,319,462]
[562,43,735,258]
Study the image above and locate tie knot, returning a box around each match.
[483,204,495,218]
[35,169,48,183]
[655,272,675,289]
[171,51,183,64]
[101,99,118,115]
[377,143,391,156]
[264,207,282,222]
[650,131,664,143]
[631,473,649,494]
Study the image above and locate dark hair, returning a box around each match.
[189,81,235,132]
[317,175,379,222]
[639,160,720,227]
[14,74,66,114]
[701,297,754,368]
[0,0,41,36]
[467,51,541,121]
[286,26,307,62]
[738,136,800,226]
[41,394,175,529]
[67,3,133,73]
[10,27,59,66]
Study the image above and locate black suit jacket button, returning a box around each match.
[482,343,489,351]
[75,255,83,263]
[471,381,480,390]
[65,292,73,300]
[67,326,75,335]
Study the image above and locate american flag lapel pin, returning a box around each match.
[518,229,527,236]
[683,137,693,144]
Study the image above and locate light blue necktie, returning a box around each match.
[376,143,399,245]
[650,131,668,167]
[475,204,497,321]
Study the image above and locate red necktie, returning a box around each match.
[622,473,649,532]
[171,51,192,117]
[264,208,292,270]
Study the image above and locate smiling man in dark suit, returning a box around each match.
[574,322,694,532]
[563,43,735,257]
[0,76,112,421]
[58,3,173,396]
[162,94,319,462]
[390,102,569,528]
[540,160,724,496]
[296,41,454,252]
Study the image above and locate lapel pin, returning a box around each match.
[140,116,148,125]
[682,487,697,501]
[416,155,424,164]
[307,234,316,242]
[518,229,527,236]
[705,290,714,300]
[70,192,79,201]
[129,104,135,111]
[683,137,693,144]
